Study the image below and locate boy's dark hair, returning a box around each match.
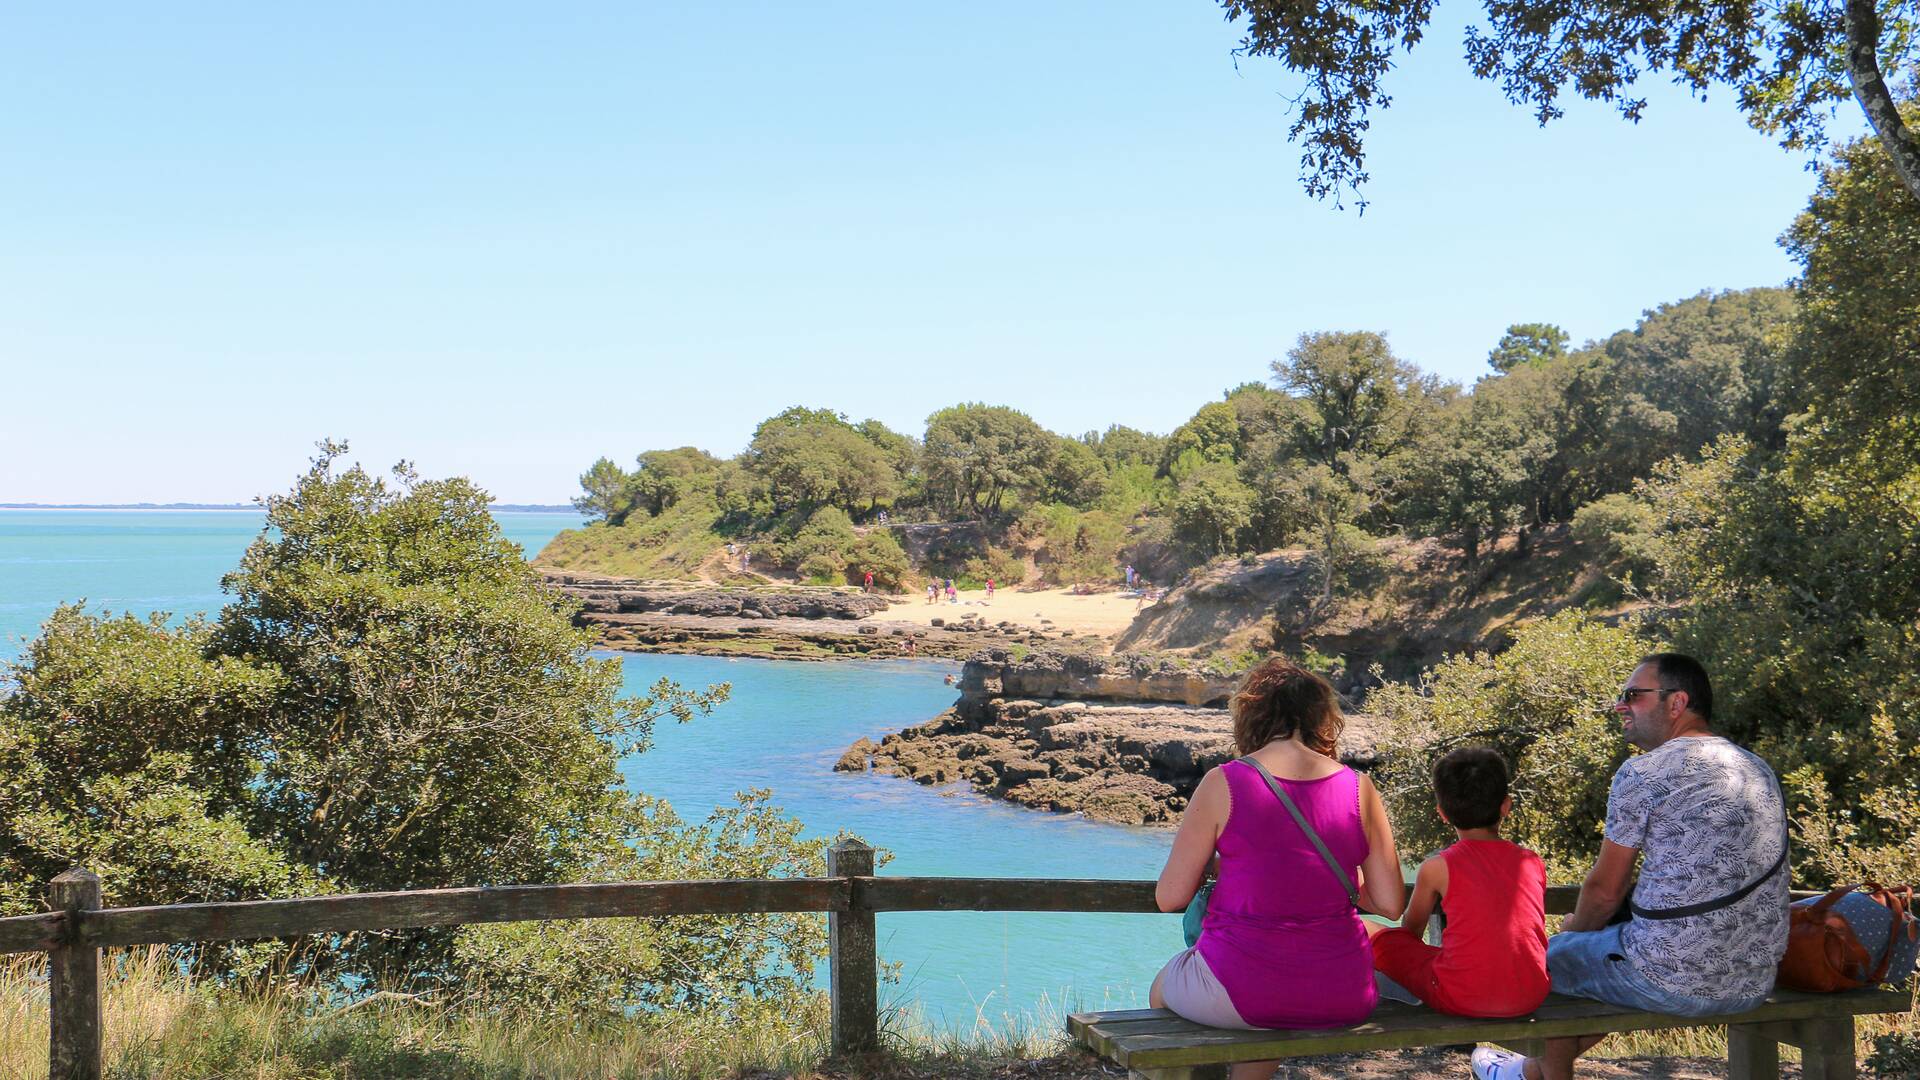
[1432,746,1511,830]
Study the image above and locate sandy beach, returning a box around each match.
[880,586,1150,636]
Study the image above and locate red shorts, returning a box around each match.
[1371,927,1444,1006]
[1371,927,1546,1018]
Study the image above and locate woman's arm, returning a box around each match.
[1354,773,1406,919]
[1155,768,1227,912]
[1397,854,1447,940]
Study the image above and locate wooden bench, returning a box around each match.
[1068,985,1913,1080]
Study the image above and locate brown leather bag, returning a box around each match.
[1777,883,1915,992]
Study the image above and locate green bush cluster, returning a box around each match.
[0,446,826,1014]
[1369,613,1650,877]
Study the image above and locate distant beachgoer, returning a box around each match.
[877,510,889,525]
[863,570,874,593]
[726,542,736,557]
[946,583,957,604]
[905,637,917,655]
[926,582,937,605]
[1126,564,1136,587]
[944,674,955,686]
[1136,582,1152,610]
[740,549,751,572]
[986,578,995,602]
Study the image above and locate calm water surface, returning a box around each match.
[0,509,1179,1029]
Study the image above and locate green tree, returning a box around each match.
[1089,424,1168,469]
[745,408,899,516]
[1394,393,1528,564]
[1632,115,1920,883]
[631,447,725,517]
[1486,323,1569,373]
[922,403,1056,516]
[1167,458,1258,556]
[0,444,768,998]
[1270,331,1442,471]
[1047,435,1111,508]
[1161,401,1244,470]
[573,457,634,523]
[1213,0,1920,204]
[854,419,922,511]
[1602,288,1797,454]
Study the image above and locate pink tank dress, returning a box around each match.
[1193,759,1376,1028]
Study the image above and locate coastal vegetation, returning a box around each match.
[0,444,833,1023]
[557,284,1799,604]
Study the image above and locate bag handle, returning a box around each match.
[1241,757,1361,908]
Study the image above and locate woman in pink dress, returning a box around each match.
[1150,660,1406,1080]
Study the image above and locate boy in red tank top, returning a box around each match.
[1367,747,1550,1018]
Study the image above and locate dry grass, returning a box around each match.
[2,951,1910,1079]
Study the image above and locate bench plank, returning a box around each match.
[1070,988,1911,1070]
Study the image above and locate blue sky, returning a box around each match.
[0,3,1860,504]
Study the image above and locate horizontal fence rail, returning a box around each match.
[17,879,1822,959]
[82,877,851,948]
[3,839,1839,1080]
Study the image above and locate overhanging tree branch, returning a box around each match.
[1843,0,1920,200]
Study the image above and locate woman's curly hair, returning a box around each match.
[1230,659,1344,757]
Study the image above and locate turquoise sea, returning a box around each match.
[0,509,1178,1030]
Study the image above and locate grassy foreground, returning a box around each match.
[3,951,1913,1079]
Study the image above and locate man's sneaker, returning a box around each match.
[1470,1046,1527,1080]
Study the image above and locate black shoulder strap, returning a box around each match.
[1241,757,1361,907]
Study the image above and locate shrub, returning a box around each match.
[1571,492,1659,582]
[1368,613,1653,877]
[962,546,1027,589]
[786,507,859,583]
[850,529,912,592]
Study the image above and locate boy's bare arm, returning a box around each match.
[1398,855,1448,939]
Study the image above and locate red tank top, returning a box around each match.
[1428,838,1550,1017]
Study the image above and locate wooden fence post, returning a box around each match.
[827,839,878,1056]
[48,868,102,1080]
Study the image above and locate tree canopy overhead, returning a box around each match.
[1215,0,1920,204]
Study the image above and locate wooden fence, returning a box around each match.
[0,839,1606,1080]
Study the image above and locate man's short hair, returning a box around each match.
[1639,652,1713,723]
[1432,746,1510,830]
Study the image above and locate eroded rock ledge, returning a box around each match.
[544,572,892,620]
[837,649,1384,825]
[540,571,1086,660]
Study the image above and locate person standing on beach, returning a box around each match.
[862,570,874,593]
[925,582,936,605]
[986,578,995,602]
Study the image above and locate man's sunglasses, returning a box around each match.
[1614,687,1678,707]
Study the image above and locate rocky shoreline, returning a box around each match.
[836,649,1385,825]
[541,571,1093,660]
